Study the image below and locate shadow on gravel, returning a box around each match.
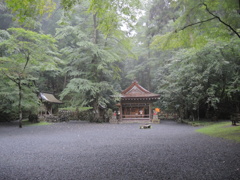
[0,121,19,127]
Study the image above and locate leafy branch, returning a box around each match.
[179,17,216,31]
[202,2,240,39]
[178,2,240,38]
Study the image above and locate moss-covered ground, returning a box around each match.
[22,119,51,126]
[196,121,240,143]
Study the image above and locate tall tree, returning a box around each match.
[0,28,59,127]
[56,1,136,122]
[157,39,240,119]
[122,0,177,91]
[123,0,240,121]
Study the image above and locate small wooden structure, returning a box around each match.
[117,81,160,123]
[39,93,62,115]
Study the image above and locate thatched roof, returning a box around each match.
[39,93,62,104]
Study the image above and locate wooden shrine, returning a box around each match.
[117,81,160,122]
[39,92,63,115]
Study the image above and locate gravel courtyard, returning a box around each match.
[0,120,239,180]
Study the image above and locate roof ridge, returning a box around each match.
[40,93,62,104]
[122,81,151,95]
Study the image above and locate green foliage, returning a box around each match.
[0,29,10,41]
[89,0,141,36]
[60,0,141,35]
[181,120,216,127]
[55,2,136,121]
[123,0,240,121]
[5,0,56,22]
[22,119,51,126]
[59,107,93,112]
[60,78,114,108]
[0,76,18,120]
[0,28,59,123]
[157,38,240,119]
[151,0,240,50]
[0,76,39,120]
[151,25,217,50]
[1,28,59,71]
[3,0,239,125]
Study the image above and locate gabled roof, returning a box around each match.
[120,81,160,99]
[39,93,63,104]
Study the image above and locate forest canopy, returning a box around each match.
[0,0,240,125]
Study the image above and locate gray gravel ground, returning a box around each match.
[0,120,239,180]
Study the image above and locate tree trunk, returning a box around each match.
[91,13,99,81]
[93,13,98,44]
[63,75,67,89]
[147,39,152,91]
[93,99,100,122]
[18,78,23,128]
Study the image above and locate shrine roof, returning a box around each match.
[39,93,63,104]
[120,81,160,99]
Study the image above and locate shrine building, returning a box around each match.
[39,92,63,115]
[117,81,160,123]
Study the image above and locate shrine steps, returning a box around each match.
[118,119,152,124]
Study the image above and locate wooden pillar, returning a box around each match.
[50,104,53,115]
[149,103,152,121]
[119,103,123,121]
[44,103,48,115]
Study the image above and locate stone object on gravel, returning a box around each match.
[140,124,151,129]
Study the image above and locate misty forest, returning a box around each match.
[0,0,240,126]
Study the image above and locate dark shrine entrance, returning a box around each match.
[122,103,150,119]
[117,81,160,122]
